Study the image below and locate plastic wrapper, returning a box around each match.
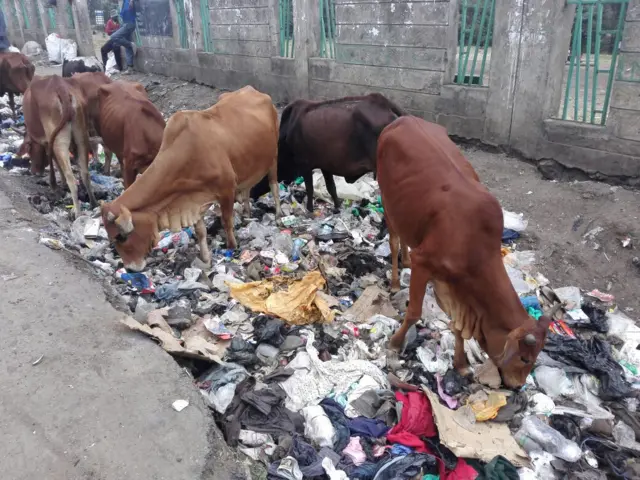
[520,415,582,462]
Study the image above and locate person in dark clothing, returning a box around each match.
[100,0,137,73]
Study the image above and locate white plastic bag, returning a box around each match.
[45,33,78,63]
[21,41,43,57]
[534,366,575,399]
[502,209,528,232]
[301,405,335,448]
[105,51,118,75]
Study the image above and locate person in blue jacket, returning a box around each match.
[101,0,137,73]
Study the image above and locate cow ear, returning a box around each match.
[115,206,134,235]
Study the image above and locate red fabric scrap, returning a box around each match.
[386,391,437,451]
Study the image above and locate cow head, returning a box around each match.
[100,202,156,272]
[8,59,34,94]
[497,315,551,389]
[18,134,48,176]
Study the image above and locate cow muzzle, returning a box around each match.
[124,259,147,273]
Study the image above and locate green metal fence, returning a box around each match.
[319,0,336,58]
[47,7,56,30]
[10,0,20,29]
[66,2,74,29]
[561,0,629,125]
[278,0,293,57]
[20,0,30,29]
[33,0,43,28]
[174,0,188,48]
[455,0,495,85]
[199,0,212,52]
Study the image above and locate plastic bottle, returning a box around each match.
[514,429,544,454]
[520,416,582,462]
[290,238,306,261]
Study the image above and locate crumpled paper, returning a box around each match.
[229,271,336,325]
[344,285,398,323]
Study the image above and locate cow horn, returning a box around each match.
[524,334,536,346]
[115,206,134,235]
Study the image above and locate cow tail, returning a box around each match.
[47,89,74,161]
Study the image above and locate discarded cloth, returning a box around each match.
[301,405,336,448]
[198,363,248,413]
[320,398,352,452]
[348,389,397,426]
[342,436,367,466]
[347,417,389,438]
[223,377,304,447]
[279,330,388,412]
[229,271,336,324]
[386,391,437,451]
[474,455,519,480]
[373,453,438,480]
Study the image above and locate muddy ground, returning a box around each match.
[10,69,640,315]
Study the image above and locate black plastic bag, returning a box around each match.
[253,316,285,346]
[581,302,609,334]
[543,334,633,400]
[443,369,468,396]
[225,337,258,366]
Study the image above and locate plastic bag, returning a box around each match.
[198,363,248,413]
[253,316,285,346]
[520,415,582,462]
[534,366,575,399]
[302,405,336,448]
[45,33,77,63]
[502,209,528,232]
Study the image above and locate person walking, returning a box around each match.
[101,0,137,73]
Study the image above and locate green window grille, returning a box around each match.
[33,0,43,28]
[455,0,495,86]
[319,0,336,58]
[20,0,30,29]
[199,0,212,52]
[174,0,188,49]
[10,0,20,28]
[278,0,293,58]
[66,3,74,29]
[560,0,629,125]
[47,7,56,30]
[135,28,142,47]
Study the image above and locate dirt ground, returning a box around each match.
[11,68,640,316]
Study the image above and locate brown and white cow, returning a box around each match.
[378,116,549,389]
[22,75,97,216]
[250,93,404,212]
[97,80,165,188]
[100,86,281,272]
[0,52,35,116]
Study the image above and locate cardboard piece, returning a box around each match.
[229,271,336,325]
[345,285,398,323]
[424,387,529,467]
[121,315,224,363]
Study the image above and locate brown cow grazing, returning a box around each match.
[97,80,165,188]
[22,75,97,217]
[0,52,35,116]
[379,116,550,389]
[250,93,403,212]
[100,86,281,272]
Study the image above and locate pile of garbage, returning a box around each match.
[14,158,640,478]
[0,95,27,171]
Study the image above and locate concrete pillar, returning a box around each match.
[505,0,576,157]
[607,0,640,143]
[292,0,320,98]
[267,0,280,57]
[72,0,95,56]
[5,0,26,46]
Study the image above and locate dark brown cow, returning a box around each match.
[100,86,281,272]
[378,116,550,389]
[250,93,403,212]
[22,75,96,217]
[0,52,35,116]
[98,80,165,188]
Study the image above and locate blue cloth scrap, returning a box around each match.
[390,444,413,456]
[347,416,390,438]
[502,228,520,243]
[520,296,540,309]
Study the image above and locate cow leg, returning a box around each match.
[267,162,282,218]
[52,128,81,218]
[401,243,411,268]
[194,218,211,265]
[220,193,238,249]
[322,171,342,213]
[8,93,16,118]
[303,170,314,213]
[103,148,113,175]
[122,162,136,189]
[73,126,97,208]
[242,189,251,217]
[453,329,472,377]
[389,259,429,352]
[389,224,401,293]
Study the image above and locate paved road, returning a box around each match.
[0,173,248,478]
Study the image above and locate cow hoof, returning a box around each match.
[457,366,473,378]
[388,336,403,353]
[390,283,401,294]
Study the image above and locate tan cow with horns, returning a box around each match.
[99,86,281,271]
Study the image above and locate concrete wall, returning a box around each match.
[4,0,94,56]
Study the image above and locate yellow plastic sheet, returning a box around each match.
[469,392,508,422]
[229,271,336,325]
